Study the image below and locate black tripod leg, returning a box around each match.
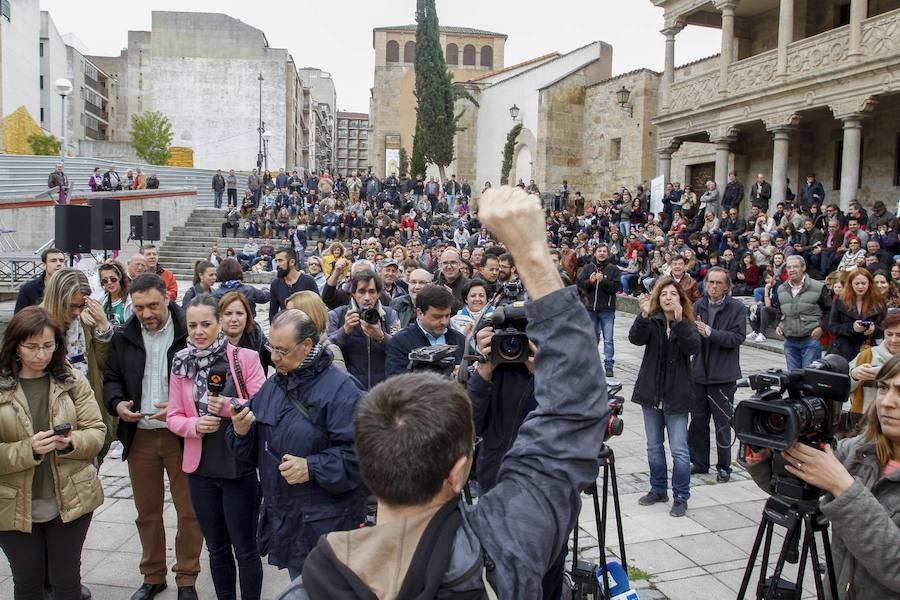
[594,480,611,597]
[757,521,776,599]
[819,524,839,600]
[765,521,800,600]
[607,458,627,569]
[737,516,771,599]
[804,518,825,600]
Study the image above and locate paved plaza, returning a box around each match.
[0,288,824,600]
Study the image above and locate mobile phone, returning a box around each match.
[53,423,72,437]
[231,397,247,413]
[859,320,873,328]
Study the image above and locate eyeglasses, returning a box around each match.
[100,277,119,285]
[68,302,87,310]
[264,342,298,358]
[19,342,57,355]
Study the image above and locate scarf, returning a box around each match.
[171,333,229,415]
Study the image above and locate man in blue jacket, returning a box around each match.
[296,185,610,599]
[688,267,746,482]
[385,284,465,377]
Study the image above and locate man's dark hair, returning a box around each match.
[350,269,383,294]
[41,247,64,263]
[130,273,167,297]
[415,284,455,313]
[671,254,687,265]
[483,246,504,259]
[275,248,296,264]
[401,258,420,271]
[141,244,158,253]
[217,258,244,283]
[354,372,474,506]
[498,253,515,267]
[272,308,319,344]
[480,253,500,268]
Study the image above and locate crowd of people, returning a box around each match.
[4,165,900,599]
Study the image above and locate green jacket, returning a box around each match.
[776,277,831,338]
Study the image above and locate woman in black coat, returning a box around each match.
[828,268,885,361]
[629,276,702,517]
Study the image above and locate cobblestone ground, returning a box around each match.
[0,288,823,599]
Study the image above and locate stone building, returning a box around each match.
[299,67,336,174]
[651,0,900,212]
[336,111,369,175]
[369,24,507,178]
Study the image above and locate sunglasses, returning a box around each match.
[101,277,119,285]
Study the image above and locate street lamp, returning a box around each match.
[615,86,633,118]
[262,130,273,171]
[509,104,520,122]
[257,72,264,169]
[54,78,73,164]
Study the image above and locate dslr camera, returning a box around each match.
[408,345,458,378]
[486,302,530,365]
[358,306,382,325]
[734,355,850,501]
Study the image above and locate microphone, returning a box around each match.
[207,363,228,397]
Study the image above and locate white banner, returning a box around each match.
[385,148,400,177]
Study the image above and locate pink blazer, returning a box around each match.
[167,344,266,473]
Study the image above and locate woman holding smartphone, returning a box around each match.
[167,295,266,600]
[829,268,885,361]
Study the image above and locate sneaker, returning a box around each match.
[670,499,688,517]
[755,333,767,342]
[605,367,614,378]
[745,331,757,340]
[716,468,731,483]
[638,491,669,506]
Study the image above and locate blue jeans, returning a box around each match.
[214,189,224,208]
[642,407,691,501]
[588,310,615,370]
[783,337,822,370]
[188,472,262,600]
[621,273,638,295]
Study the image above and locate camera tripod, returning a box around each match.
[736,495,837,600]
[569,444,628,599]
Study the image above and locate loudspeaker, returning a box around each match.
[90,198,121,251]
[54,205,92,254]
[142,210,160,241]
[129,215,143,241]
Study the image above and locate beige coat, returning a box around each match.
[0,370,106,532]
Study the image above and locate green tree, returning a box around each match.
[129,111,173,165]
[410,127,427,179]
[500,123,523,185]
[398,146,410,177]
[27,131,61,156]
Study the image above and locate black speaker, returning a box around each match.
[55,205,92,254]
[90,198,121,251]
[142,210,160,241]
[129,215,143,241]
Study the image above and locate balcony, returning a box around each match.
[85,126,106,141]
[663,8,900,115]
[84,75,107,98]
[84,101,109,123]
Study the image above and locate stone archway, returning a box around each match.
[509,126,537,187]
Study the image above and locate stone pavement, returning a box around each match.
[0,284,826,599]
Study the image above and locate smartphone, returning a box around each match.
[859,320,873,328]
[230,397,247,413]
[53,423,72,437]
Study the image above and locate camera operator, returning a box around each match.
[296,185,610,599]
[688,267,746,482]
[385,285,465,377]
[745,353,900,599]
[326,270,400,390]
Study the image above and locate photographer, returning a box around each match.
[745,353,900,599]
[297,186,610,599]
[385,285,465,378]
[326,270,399,390]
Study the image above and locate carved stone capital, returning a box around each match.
[658,137,684,152]
[709,125,740,141]
[661,21,686,37]
[830,96,878,121]
[714,0,740,14]
[763,111,801,131]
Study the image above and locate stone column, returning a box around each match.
[776,0,794,76]
[849,0,868,58]
[839,116,864,209]
[657,148,673,184]
[769,127,793,211]
[660,25,682,109]
[714,139,732,191]
[716,0,739,92]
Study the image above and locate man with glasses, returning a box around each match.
[688,267,745,482]
[14,247,66,312]
[391,268,434,328]
[435,247,470,311]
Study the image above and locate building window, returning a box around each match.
[39,75,43,89]
[480,45,493,68]
[1,0,10,21]
[610,138,622,161]
[463,44,476,66]
[39,42,43,57]
[404,41,416,63]
[386,40,400,63]
[446,43,458,65]
[40,107,44,122]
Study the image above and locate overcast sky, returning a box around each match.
[39,0,722,112]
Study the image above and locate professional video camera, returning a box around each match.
[494,280,526,305]
[358,306,382,325]
[408,345,458,378]
[486,302,529,365]
[733,354,850,502]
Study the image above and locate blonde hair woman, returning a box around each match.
[284,291,345,371]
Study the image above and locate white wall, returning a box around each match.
[2,0,41,122]
[475,42,607,188]
[39,11,67,139]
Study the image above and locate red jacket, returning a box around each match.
[157,266,178,301]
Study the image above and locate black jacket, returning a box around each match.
[828,298,884,361]
[384,323,466,378]
[389,294,415,329]
[722,181,744,209]
[103,305,188,459]
[576,259,620,312]
[629,313,701,414]
[14,272,47,313]
[691,296,745,385]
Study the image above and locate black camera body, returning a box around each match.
[408,345,458,377]
[489,302,529,365]
[495,280,526,305]
[734,355,850,501]
[358,306,381,325]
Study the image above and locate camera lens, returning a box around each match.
[499,336,523,361]
[762,413,788,435]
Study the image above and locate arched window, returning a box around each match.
[403,41,416,63]
[480,45,494,68]
[463,44,476,66]
[386,40,399,63]
[446,43,458,65]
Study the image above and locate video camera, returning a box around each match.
[408,345,458,378]
[486,302,529,365]
[734,354,850,501]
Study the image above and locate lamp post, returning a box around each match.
[54,78,73,165]
[257,72,264,169]
[615,86,633,118]
[262,130,273,172]
[509,104,520,122]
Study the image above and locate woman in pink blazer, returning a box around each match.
[168,295,266,600]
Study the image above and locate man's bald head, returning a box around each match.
[440,248,462,282]
[408,268,433,301]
